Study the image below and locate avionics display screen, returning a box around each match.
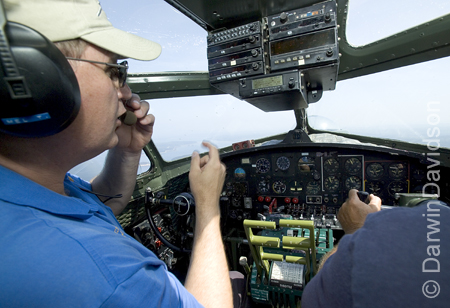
[270,28,335,56]
[252,75,283,90]
[209,65,247,77]
[208,36,258,53]
[209,50,257,65]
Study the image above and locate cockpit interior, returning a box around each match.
[71,0,450,306]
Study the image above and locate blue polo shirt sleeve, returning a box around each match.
[0,166,205,308]
[102,269,202,308]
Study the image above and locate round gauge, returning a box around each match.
[276,156,290,171]
[234,167,246,179]
[345,176,361,190]
[344,158,362,174]
[272,180,287,194]
[324,176,339,192]
[229,210,238,219]
[256,158,271,173]
[298,157,314,172]
[388,181,407,196]
[312,170,321,180]
[258,180,270,193]
[306,181,321,195]
[232,182,247,196]
[324,158,339,174]
[366,163,384,180]
[231,197,242,207]
[288,180,303,194]
[366,181,383,195]
[388,163,407,179]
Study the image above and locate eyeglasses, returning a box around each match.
[66,57,129,87]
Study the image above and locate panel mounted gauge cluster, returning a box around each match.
[219,144,431,229]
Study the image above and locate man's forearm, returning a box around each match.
[184,211,233,308]
[318,245,338,272]
[91,147,141,216]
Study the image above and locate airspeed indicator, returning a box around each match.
[256,158,271,173]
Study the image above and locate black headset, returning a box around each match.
[0,1,80,138]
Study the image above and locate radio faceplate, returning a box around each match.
[208,48,263,71]
[239,71,301,99]
[209,61,264,83]
[206,0,339,111]
[269,28,338,71]
[267,1,337,40]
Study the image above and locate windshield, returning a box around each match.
[346,0,450,46]
[150,95,296,161]
[307,56,450,148]
[70,0,449,179]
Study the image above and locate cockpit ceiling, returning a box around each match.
[164,0,450,81]
[165,0,320,31]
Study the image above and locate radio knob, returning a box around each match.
[326,48,333,57]
[280,12,288,23]
[251,49,258,57]
[248,35,256,43]
[288,80,295,88]
[252,62,260,71]
[325,12,331,23]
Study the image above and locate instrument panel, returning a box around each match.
[220,143,433,229]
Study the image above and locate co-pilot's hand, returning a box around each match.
[338,189,381,234]
[116,93,155,153]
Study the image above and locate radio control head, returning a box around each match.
[280,12,288,23]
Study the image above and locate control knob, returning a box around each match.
[326,48,333,57]
[280,12,288,23]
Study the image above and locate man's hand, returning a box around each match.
[91,93,154,215]
[185,143,232,308]
[188,142,226,219]
[116,93,155,153]
[338,189,382,234]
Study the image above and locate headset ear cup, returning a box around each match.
[0,22,80,138]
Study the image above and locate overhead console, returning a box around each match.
[205,0,339,111]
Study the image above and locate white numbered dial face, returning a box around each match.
[276,156,290,171]
[256,158,271,173]
[272,180,287,194]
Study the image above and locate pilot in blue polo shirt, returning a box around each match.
[0,165,202,307]
[0,0,233,307]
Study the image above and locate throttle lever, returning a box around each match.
[357,191,394,210]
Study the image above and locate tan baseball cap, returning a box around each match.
[4,0,162,61]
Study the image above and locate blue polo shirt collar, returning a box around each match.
[0,165,106,220]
